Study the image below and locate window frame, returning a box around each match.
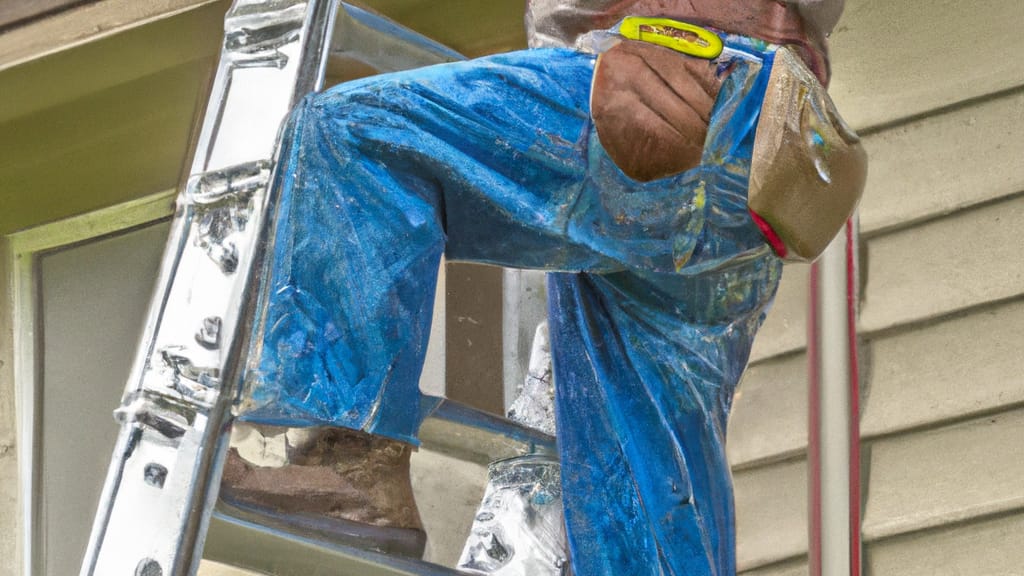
[6,189,175,576]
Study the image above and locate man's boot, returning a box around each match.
[219,423,427,558]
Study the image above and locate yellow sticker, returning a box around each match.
[619,17,724,60]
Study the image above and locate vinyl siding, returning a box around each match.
[729,0,1024,572]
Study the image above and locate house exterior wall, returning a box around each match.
[727,0,1024,573]
[1,1,1019,574]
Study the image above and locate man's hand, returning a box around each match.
[591,40,725,182]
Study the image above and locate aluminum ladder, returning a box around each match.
[79,3,554,575]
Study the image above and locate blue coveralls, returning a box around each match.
[240,38,783,575]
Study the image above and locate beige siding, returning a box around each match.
[864,409,1024,540]
[728,254,812,570]
[734,459,809,570]
[827,0,1024,131]
[730,0,1024,573]
[729,352,808,469]
[744,560,811,576]
[749,263,810,363]
[859,91,1024,236]
[861,298,1024,438]
[860,195,1024,333]
[866,512,1024,576]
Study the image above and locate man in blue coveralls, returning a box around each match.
[221,1,860,573]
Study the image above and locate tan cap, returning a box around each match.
[526,0,845,49]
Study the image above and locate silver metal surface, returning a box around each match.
[810,217,861,576]
[80,1,336,574]
[458,455,568,576]
[419,400,556,466]
[457,324,564,576]
[502,270,548,411]
[329,3,462,74]
[206,511,462,576]
[506,321,556,437]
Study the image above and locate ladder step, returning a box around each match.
[420,399,556,463]
[206,512,461,576]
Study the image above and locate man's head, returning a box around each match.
[527,0,844,82]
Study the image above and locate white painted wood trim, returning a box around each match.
[7,189,176,256]
[0,0,223,73]
[9,241,36,576]
[5,189,175,576]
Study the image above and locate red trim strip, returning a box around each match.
[845,221,862,575]
[749,209,788,258]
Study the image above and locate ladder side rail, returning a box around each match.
[80,2,336,575]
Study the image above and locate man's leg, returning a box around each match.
[547,258,780,575]
[222,42,782,570]
[542,46,785,574]
[235,48,606,438]
[220,85,448,551]
[223,48,604,553]
[233,42,762,432]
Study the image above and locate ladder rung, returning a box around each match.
[420,399,556,464]
[205,512,461,576]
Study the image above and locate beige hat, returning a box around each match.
[527,0,845,49]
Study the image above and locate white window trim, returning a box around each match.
[6,189,175,576]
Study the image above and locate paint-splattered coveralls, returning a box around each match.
[240,2,784,573]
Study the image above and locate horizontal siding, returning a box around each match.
[866,511,1024,576]
[729,352,808,468]
[828,0,1024,131]
[862,409,1024,541]
[743,559,809,576]
[861,297,1024,438]
[731,241,809,571]
[731,261,809,571]
[849,0,1024,568]
[734,459,808,570]
[859,89,1024,236]
[859,193,1024,334]
[749,263,809,362]
[735,1,1024,568]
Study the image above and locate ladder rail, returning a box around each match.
[81,2,336,574]
[80,3,480,575]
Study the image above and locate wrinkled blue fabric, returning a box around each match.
[241,40,782,575]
